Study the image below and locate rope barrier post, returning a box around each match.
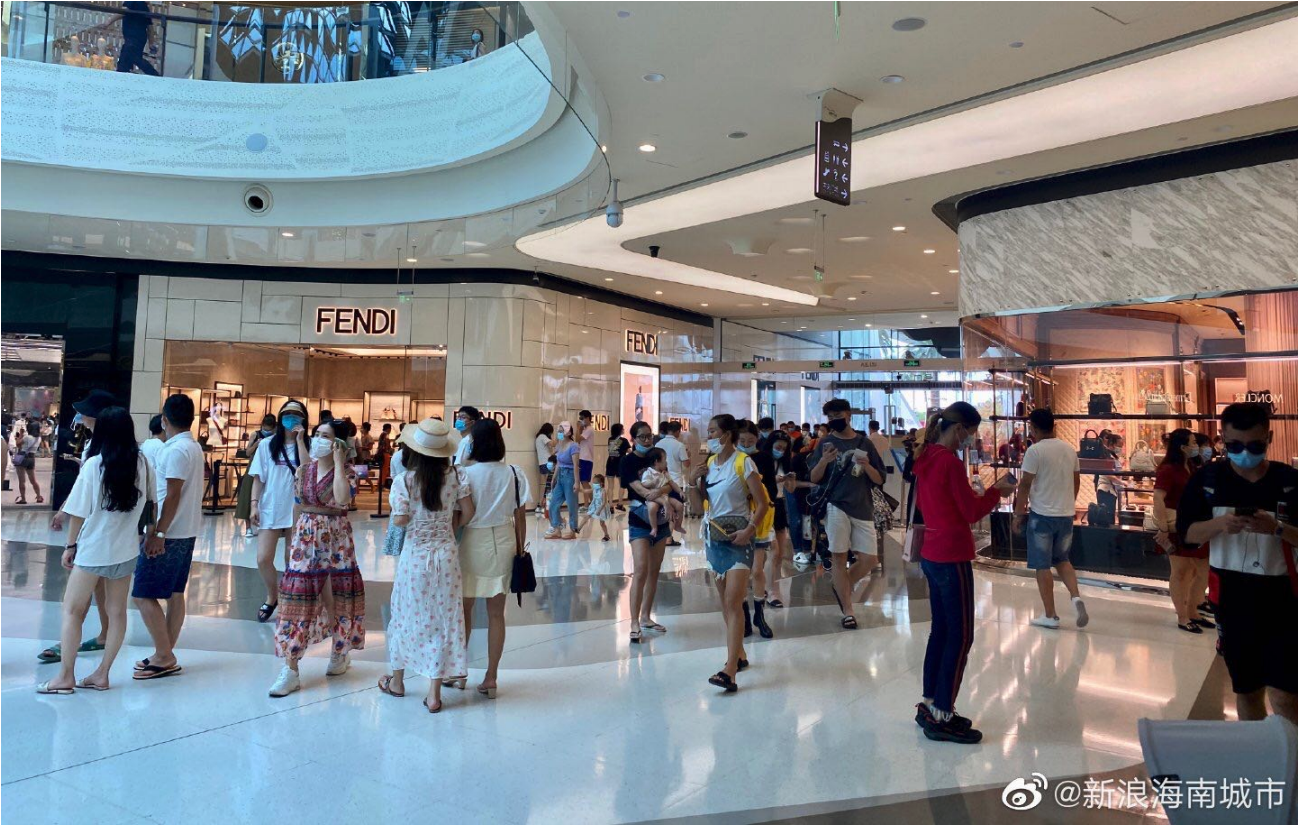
[370,455,387,519]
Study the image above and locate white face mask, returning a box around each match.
[707,437,723,454]
[310,436,334,460]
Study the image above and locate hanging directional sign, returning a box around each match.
[814,117,852,205]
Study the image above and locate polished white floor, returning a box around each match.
[1,507,1219,824]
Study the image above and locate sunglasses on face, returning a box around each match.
[1224,440,1268,455]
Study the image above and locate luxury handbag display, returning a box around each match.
[1118,509,1147,528]
[1088,394,1116,416]
[1129,441,1158,473]
[1145,398,1171,416]
[1078,429,1107,459]
[1087,500,1116,527]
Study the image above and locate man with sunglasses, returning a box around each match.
[1178,402,1297,724]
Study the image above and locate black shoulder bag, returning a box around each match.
[508,467,537,606]
[806,434,863,521]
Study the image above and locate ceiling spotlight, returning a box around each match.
[920,314,929,319]
[949,269,959,274]
[616,9,631,18]
[865,323,872,328]
[761,302,770,306]
[643,72,665,82]
[777,217,814,225]
[638,143,657,153]
[466,252,490,258]
[406,257,417,263]
[892,226,906,232]
[892,17,926,31]
[604,277,614,282]
[880,75,905,84]
[923,249,936,254]
[930,290,941,295]
[281,231,295,238]
[785,247,813,254]
[700,303,709,307]
[655,290,663,295]
[839,236,871,243]
[464,241,486,248]
[727,131,748,139]
[847,297,857,301]
[600,145,608,153]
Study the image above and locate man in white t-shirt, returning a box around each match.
[453,405,481,466]
[1013,408,1088,630]
[139,414,169,503]
[132,394,206,680]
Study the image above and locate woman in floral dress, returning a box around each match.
[378,419,474,713]
[268,420,365,698]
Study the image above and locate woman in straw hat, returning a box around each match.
[378,418,474,713]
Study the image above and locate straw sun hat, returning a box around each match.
[397,417,461,458]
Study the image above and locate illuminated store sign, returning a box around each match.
[668,416,691,433]
[483,410,514,429]
[315,307,398,336]
[625,330,659,356]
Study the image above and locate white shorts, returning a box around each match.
[825,504,878,556]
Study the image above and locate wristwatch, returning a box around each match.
[65,543,78,551]
[154,531,168,540]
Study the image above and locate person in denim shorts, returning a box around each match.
[1013,408,1089,630]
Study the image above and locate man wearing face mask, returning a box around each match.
[453,406,482,466]
[809,398,886,628]
[1179,403,1297,724]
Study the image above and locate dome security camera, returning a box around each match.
[606,179,624,229]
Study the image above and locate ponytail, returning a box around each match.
[916,413,944,460]
[916,401,981,459]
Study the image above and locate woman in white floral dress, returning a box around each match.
[378,419,475,713]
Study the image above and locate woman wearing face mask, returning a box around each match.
[1155,429,1213,633]
[912,402,1016,744]
[692,414,769,692]
[622,420,671,641]
[534,423,555,515]
[762,430,795,608]
[468,27,487,60]
[736,420,778,638]
[544,420,581,539]
[248,401,309,623]
[605,423,630,511]
[268,420,365,698]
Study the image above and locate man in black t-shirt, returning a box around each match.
[115,1,160,76]
[1178,403,1297,724]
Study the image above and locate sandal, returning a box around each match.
[841,615,859,630]
[736,658,749,672]
[377,675,405,698]
[423,698,443,713]
[1177,622,1203,634]
[37,645,61,663]
[640,621,667,633]
[441,676,467,690]
[14,498,26,505]
[78,639,105,653]
[708,671,738,693]
[133,663,182,680]
[36,681,74,695]
[1192,617,1215,629]
[76,677,109,692]
[134,658,151,671]
[766,598,785,609]
[35,496,44,503]
[257,602,278,623]
[629,628,643,644]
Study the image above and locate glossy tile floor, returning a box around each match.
[2,505,1233,824]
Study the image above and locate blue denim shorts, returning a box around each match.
[1027,513,1074,570]
[705,539,755,578]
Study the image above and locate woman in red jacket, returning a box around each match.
[912,402,1016,744]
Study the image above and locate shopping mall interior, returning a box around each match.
[1,2,1296,823]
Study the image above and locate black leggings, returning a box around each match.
[920,558,975,713]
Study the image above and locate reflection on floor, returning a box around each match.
[1,507,1234,824]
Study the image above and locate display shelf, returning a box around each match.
[989,413,1297,421]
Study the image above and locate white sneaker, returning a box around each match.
[1073,597,1090,628]
[543,527,560,539]
[1030,615,1061,629]
[269,666,301,697]
[244,528,256,538]
[326,652,350,676]
[793,552,812,565]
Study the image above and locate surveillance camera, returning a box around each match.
[531,272,541,285]
[648,245,660,258]
[606,179,624,229]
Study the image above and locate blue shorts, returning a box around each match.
[579,460,593,482]
[132,536,197,599]
[706,539,755,578]
[628,502,668,544]
[1027,513,1074,570]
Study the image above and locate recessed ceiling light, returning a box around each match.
[638,143,657,153]
[781,321,789,324]
[281,231,295,238]
[642,73,665,83]
[728,131,748,139]
[655,290,663,295]
[604,277,614,281]
[440,257,454,262]
[601,145,608,153]
[839,236,871,243]
[930,291,941,295]
[616,9,631,18]
[761,302,770,306]
[777,217,814,225]
[1009,41,1024,48]
[923,249,936,254]
[581,329,589,334]
[892,226,906,232]
[865,323,872,328]
[700,303,709,307]
[892,17,926,31]
[464,241,486,248]
[949,269,959,274]
[785,247,813,254]
[847,297,857,301]
[466,252,490,258]
[920,314,929,319]
[406,257,417,263]
[880,75,905,84]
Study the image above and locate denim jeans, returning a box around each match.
[920,557,975,713]
[548,466,579,531]
[785,495,805,553]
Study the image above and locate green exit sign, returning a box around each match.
[741,361,757,370]
[903,359,921,367]
[819,360,835,369]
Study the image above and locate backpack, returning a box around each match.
[805,434,865,521]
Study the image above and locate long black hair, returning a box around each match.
[404,450,450,512]
[89,407,142,512]
[1162,428,1192,467]
[266,399,305,470]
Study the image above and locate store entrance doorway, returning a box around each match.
[1,334,64,509]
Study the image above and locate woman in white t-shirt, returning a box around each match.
[248,400,309,623]
[691,413,768,694]
[454,419,531,699]
[8,419,43,504]
[38,408,153,695]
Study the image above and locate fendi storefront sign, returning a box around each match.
[625,329,658,356]
[301,298,408,345]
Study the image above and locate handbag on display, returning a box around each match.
[1129,441,1157,473]
[1087,501,1116,527]
[1088,394,1115,416]
[1078,429,1106,459]
[1145,397,1171,416]
[508,467,537,606]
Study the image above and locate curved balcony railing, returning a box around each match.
[1,1,532,83]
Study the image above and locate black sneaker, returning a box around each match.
[915,702,973,731]
[922,715,982,744]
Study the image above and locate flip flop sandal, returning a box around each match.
[841,615,859,630]
[377,675,405,698]
[766,598,785,609]
[640,621,668,633]
[37,645,61,663]
[78,639,106,653]
[257,602,278,623]
[36,681,74,695]
[76,678,109,692]
[423,698,443,714]
[708,671,738,693]
[133,664,182,680]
